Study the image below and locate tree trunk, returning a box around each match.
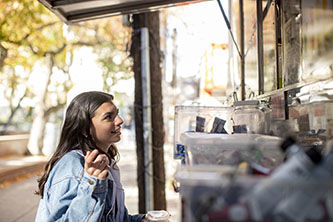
[131,14,146,214]
[0,43,7,71]
[1,89,27,135]
[27,54,53,155]
[148,12,166,211]
[27,110,47,155]
[130,12,166,212]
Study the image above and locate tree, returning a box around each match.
[0,0,66,140]
[68,19,133,93]
[0,0,133,155]
[0,66,30,134]
[130,12,166,212]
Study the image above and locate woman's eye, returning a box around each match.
[105,115,116,121]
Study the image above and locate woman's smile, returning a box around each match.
[111,128,121,134]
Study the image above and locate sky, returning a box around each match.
[165,1,229,81]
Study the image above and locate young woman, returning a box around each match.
[35,91,146,222]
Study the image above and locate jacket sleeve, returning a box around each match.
[45,170,108,222]
[123,207,145,222]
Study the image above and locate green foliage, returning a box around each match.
[69,18,134,92]
[0,0,134,131]
[0,0,58,70]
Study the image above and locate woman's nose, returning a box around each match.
[115,115,124,125]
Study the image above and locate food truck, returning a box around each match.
[39,0,333,221]
[173,1,333,221]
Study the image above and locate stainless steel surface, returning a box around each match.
[38,0,208,23]
[240,0,245,101]
[257,0,264,95]
[140,27,154,211]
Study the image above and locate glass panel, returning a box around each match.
[231,0,258,99]
[301,0,333,81]
[263,0,277,92]
[244,0,259,97]
[282,0,302,86]
[229,0,240,95]
[231,0,241,97]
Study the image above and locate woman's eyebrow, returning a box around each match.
[102,108,118,117]
[102,111,114,116]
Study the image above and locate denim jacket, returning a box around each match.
[35,150,144,222]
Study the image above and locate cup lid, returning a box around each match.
[146,210,169,220]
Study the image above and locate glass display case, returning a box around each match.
[232,100,271,134]
[180,132,283,168]
[173,105,233,159]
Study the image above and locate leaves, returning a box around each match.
[0,0,134,131]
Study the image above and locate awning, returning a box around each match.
[38,0,208,24]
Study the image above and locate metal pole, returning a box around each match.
[227,0,234,93]
[275,1,282,89]
[140,27,153,211]
[257,0,264,95]
[240,0,245,100]
[217,0,241,59]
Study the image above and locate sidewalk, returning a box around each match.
[0,175,40,222]
[0,155,48,186]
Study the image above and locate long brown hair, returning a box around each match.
[36,91,119,197]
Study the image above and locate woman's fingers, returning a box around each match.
[99,165,110,178]
[85,149,99,163]
[92,168,102,177]
[91,155,106,175]
[91,163,109,178]
[86,151,91,157]
[93,153,105,165]
[84,150,110,179]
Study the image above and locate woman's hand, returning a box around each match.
[84,149,110,179]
